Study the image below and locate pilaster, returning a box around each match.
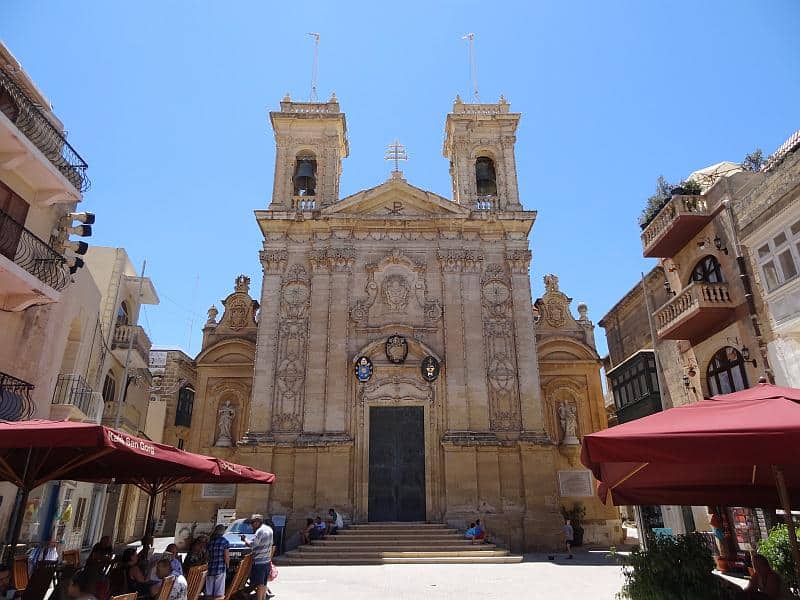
[249,248,287,433]
[325,247,354,431]
[506,249,545,433]
[437,249,469,430]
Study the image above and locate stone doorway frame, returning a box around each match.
[350,337,444,523]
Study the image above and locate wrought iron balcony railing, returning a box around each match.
[0,371,35,421]
[52,373,101,420]
[0,207,69,291]
[0,68,90,192]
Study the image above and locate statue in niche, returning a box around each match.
[214,400,236,447]
[382,274,410,313]
[558,402,579,445]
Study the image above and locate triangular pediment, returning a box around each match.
[323,177,470,218]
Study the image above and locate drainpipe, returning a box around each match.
[720,195,775,384]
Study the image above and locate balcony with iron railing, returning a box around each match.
[641,194,714,258]
[0,206,69,310]
[0,68,90,194]
[51,373,102,422]
[112,324,152,370]
[0,371,35,421]
[654,281,736,343]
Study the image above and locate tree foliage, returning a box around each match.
[758,524,800,596]
[741,148,766,172]
[617,533,736,600]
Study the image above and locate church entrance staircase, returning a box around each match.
[273,522,523,565]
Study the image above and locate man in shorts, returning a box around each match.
[205,524,229,600]
[245,514,274,600]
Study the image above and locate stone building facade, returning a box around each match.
[177,96,621,552]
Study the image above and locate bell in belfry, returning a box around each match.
[293,158,317,196]
[475,156,497,195]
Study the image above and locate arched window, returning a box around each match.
[691,256,724,283]
[101,373,116,403]
[175,385,195,427]
[706,346,749,396]
[475,156,497,196]
[116,301,129,327]
[293,153,317,196]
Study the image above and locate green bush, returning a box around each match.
[617,533,736,600]
[758,524,800,595]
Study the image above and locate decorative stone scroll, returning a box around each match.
[436,249,484,273]
[350,249,441,326]
[505,249,532,274]
[481,264,522,431]
[310,246,356,273]
[272,264,311,432]
[259,249,288,274]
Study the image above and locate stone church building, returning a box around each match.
[176,95,620,552]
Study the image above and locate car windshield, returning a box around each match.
[226,521,253,535]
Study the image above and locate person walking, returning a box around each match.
[204,525,229,600]
[563,519,574,559]
[244,514,274,600]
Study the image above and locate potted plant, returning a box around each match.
[561,503,586,547]
[617,533,738,599]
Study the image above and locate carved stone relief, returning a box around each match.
[272,264,310,432]
[481,264,522,431]
[260,249,288,274]
[350,249,441,327]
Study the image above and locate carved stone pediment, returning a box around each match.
[322,177,470,219]
[350,249,442,327]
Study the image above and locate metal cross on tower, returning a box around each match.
[307,32,320,102]
[384,139,408,173]
[462,32,480,102]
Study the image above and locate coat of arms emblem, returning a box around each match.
[420,356,440,382]
[354,356,373,382]
[385,334,408,364]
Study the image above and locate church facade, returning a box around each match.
[176,96,621,552]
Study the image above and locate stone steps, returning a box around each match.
[273,521,522,566]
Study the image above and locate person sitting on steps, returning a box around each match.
[302,518,315,544]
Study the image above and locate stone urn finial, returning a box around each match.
[207,305,219,324]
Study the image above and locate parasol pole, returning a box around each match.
[772,465,800,581]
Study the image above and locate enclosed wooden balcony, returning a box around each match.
[641,195,714,258]
[654,281,736,343]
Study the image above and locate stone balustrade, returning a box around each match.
[655,281,734,339]
[641,195,711,257]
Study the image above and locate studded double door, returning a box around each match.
[368,406,426,522]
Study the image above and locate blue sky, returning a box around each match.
[3,1,799,357]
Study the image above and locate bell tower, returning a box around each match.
[442,96,522,210]
[268,93,349,209]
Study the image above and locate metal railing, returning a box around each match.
[655,281,733,336]
[112,324,152,358]
[0,207,69,291]
[52,373,101,420]
[0,68,90,192]
[0,371,35,421]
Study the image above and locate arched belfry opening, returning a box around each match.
[293,153,317,197]
[475,156,497,196]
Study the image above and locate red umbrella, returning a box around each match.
[580,383,800,578]
[0,420,275,551]
[203,457,276,485]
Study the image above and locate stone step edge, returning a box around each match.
[273,556,523,565]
